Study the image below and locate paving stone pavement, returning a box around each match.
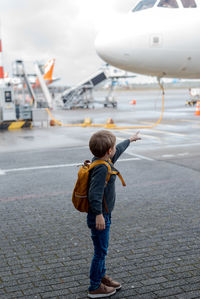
[0,148,200,298]
[1,194,200,299]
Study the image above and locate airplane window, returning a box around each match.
[181,0,197,8]
[158,0,179,8]
[132,0,157,12]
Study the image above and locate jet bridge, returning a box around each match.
[61,71,109,109]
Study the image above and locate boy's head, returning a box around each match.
[89,130,116,158]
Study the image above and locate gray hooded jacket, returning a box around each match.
[88,139,130,215]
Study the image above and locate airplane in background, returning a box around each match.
[100,64,136,89]
[95,0,200,80]
[4,58,59,87]
[33,58,60,87]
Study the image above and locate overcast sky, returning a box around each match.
[1,0,137,85]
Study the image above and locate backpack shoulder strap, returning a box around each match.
[89,160,126,186]
[110,171,126,186]
[108,159,126,186]
[89,160,111,184]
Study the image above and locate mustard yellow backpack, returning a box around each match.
[72,159,126,213]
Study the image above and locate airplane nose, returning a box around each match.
[95,31,116,63]
[95,22,131,68]
[95,15,145,73]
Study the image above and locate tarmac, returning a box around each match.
[0,88,200,298]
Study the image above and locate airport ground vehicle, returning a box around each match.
[185,88,200,106]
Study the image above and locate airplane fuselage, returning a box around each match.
[95,3,200,79]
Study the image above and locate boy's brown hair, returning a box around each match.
[89,130,116,158]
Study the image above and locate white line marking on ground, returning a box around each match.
[162,152,189,159]
[0,157,143,175]
[127,151,155,161]
[146,128,186,137]
[5,163,81,174]
[139,134,161,140]
[0,169,6,175]
[122,126,186,137]
[165,142,200,149]
[117,158,140,162]
[177,152,189,157]
[162,155,175,158]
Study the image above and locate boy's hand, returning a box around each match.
[129,131,141,142]
[96,214,105,230]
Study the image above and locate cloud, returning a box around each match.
[0,0,138,85]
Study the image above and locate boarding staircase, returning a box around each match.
[61,71,107,109]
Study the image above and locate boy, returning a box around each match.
[87,130,141,298]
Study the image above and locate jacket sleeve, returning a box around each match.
[88,164,108,215]
[112,139,130,164]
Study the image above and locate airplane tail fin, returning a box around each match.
[43,58,55,82]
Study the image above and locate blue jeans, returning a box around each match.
[87,213,111,291]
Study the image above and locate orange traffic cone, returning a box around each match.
[50,120,55,126]
[129,99,136,105]
[195,101,200,116]
[106,118,114,124]
[105,118,116,129]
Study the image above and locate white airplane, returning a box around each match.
[95,0,200,79]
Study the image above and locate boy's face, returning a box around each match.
[108,144,116,158]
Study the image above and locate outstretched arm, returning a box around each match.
[129,131,141,143]
[112,131,141,164]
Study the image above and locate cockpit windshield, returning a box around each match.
[132,0,157,12]
[180,0,197,8]
[132,0,197,12]
[157,0,179,8]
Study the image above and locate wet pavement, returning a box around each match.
[0,89,200,298]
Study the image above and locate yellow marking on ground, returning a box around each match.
[8,121,25,130]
